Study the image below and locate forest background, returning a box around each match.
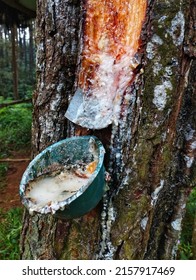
[0,21,34,259]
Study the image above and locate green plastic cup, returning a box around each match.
[19,136,105,219]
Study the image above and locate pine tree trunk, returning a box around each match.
[29,21,35,83]
[11,24,19,100]
[20,0,195,260]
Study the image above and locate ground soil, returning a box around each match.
[0,151,30,211]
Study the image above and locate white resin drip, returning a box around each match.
[153,80,173,111]
[171,218,182,231]
[151,179,164,206]
[168,11,185,46]
[141,216,149,230]
[66,52,136,129]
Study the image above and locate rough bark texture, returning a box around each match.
[11,24,19,100]
[20,0,81,259]
[20,0,195,260]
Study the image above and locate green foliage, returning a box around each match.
[0,101,31,259]
[0,99,31,259]
[0,163,8,177]
[0,163,8,189]
[178,187,196,259]
[186,188,196,215]
[0,25,34,260]
[0,207,23,260]
[0,101,32,157]
[178,242,193,260]
[0,96,13,104]
[0,68,13,99]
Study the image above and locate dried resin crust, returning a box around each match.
[65,0,147,129]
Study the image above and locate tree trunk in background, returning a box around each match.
[0,26,5,98]
[29,21,35,83]
[11,24,19,100]
[22,28,27,73]
[20,0,195,260]
[3,26,10,68]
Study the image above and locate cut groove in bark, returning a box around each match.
[65,0,147,129]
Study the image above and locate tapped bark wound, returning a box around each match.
[65,0,147,129]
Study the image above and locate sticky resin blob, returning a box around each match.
[25,161,97,214]
[65,0,147,129]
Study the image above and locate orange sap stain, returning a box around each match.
[65,0,147,129]
[79,0,147,89]
[86,161,97,174]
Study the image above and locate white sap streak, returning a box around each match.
[68,51,135,129]
[191,141,196,150]
[151,34,163,45]
[141,216,149,230]
[171,218,182,231]
[153,80,173,111]
[153,62,162,76]
[98,195,116,260]
[146,34,163,60]
[185,126,195,141]
[184,156,194,168]
[168,11,185,46]
[151,180,164,206]
[146,42,155,60]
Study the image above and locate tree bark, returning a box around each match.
[20,0,82,260]
[11,24,19,100]
[29,21,35,83]
[20,0,196,260]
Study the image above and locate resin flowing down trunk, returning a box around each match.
[65,0,147,129]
